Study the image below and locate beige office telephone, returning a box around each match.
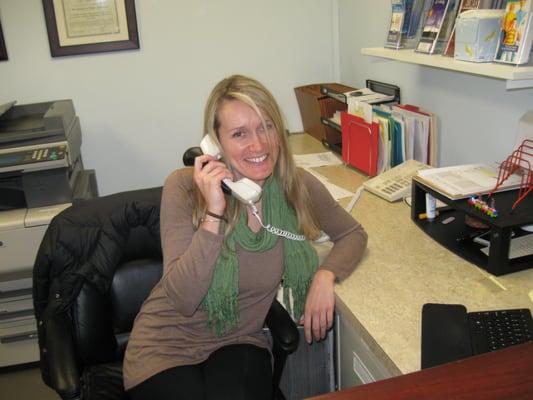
[363,159,431,202]
[200,135,263,205]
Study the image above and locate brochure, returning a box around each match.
[416,0,451,53]
[494,0,533,64]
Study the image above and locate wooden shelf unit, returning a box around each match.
[294,83,355,150]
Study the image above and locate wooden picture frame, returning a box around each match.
[42,0,139,57]
[0,20,7,61]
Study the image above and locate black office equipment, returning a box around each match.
[421,304,472,369]
[421,303,533,369]
[468,308,533,355]
[411,179,533,276]
[0,99,98,210]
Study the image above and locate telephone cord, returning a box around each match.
[249,204,306,241]
[345,186,365,213]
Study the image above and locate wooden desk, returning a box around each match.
[307,342,533,400]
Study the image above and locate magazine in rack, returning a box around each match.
[444,0,482,56]
[385,0,407,49]
[416,0,451,53]
[433,0,462,54]
[494,0,533,65]
[385,0,432,49]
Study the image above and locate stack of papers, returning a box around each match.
[414,164,523,200]
[292,152,354,201]
[292,152,343,169]
[346,88,395,104]
[372,104,438,175]
[480,234,533,259]
[347,89,396,124]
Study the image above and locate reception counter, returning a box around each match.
[288,133,533,387]
[308,342,533,400]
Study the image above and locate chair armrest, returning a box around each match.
[44,313,82,400]
[265,299,299,354]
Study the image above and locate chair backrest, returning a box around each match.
[70,225,162,367]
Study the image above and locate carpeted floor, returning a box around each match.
[0,367,59,400]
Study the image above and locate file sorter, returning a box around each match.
[340,112,379,177]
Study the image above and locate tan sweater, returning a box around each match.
[123,168,367,390]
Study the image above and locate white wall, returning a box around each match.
[0,0,337,194]
[337,0,533,167]
[5,1,525,195]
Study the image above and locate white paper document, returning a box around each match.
[293,152,343,168]
[416,164,523,199]
[481,234,533,259]
[304,168,355,201]
[345,88,395,104]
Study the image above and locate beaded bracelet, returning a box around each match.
[206,210,227,222]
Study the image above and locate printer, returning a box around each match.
[0,99,98,367]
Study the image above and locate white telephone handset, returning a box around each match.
[200,135,262,205]
[182,135,305,241]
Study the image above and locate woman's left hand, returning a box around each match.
[302,269,336,344]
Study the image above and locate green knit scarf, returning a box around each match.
[202,177,319,336]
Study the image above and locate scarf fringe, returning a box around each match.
[282,235,318,319]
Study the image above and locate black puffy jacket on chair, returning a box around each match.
[33,187,298,400]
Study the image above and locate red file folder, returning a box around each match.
[341,112,379,176]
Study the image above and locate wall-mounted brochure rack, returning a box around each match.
[361,47,533,90]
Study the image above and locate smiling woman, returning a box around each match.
[122,74,368,400]
[217,99,280,186]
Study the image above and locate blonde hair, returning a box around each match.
[192,75,320,239]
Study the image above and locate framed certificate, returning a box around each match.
[0,20,7,61]
[42,0,139,57]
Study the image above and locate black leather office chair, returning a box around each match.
[33,187,299,400]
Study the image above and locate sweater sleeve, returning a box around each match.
[302,170,368,280]
[158,169,225,316]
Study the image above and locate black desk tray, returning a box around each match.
[411,179,533,276]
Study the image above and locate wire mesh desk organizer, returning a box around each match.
[492,139,533,211]
[411,139,533,275]
[468,139,533,217]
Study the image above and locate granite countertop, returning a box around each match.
[338,181,533,375]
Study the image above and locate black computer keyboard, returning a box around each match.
[421,304,533,369]
[468,308,533,355]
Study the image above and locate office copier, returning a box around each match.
[0,100,98,367]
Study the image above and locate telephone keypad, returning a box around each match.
[363,159,431,202]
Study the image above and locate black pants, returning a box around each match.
[128,344,273,400]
